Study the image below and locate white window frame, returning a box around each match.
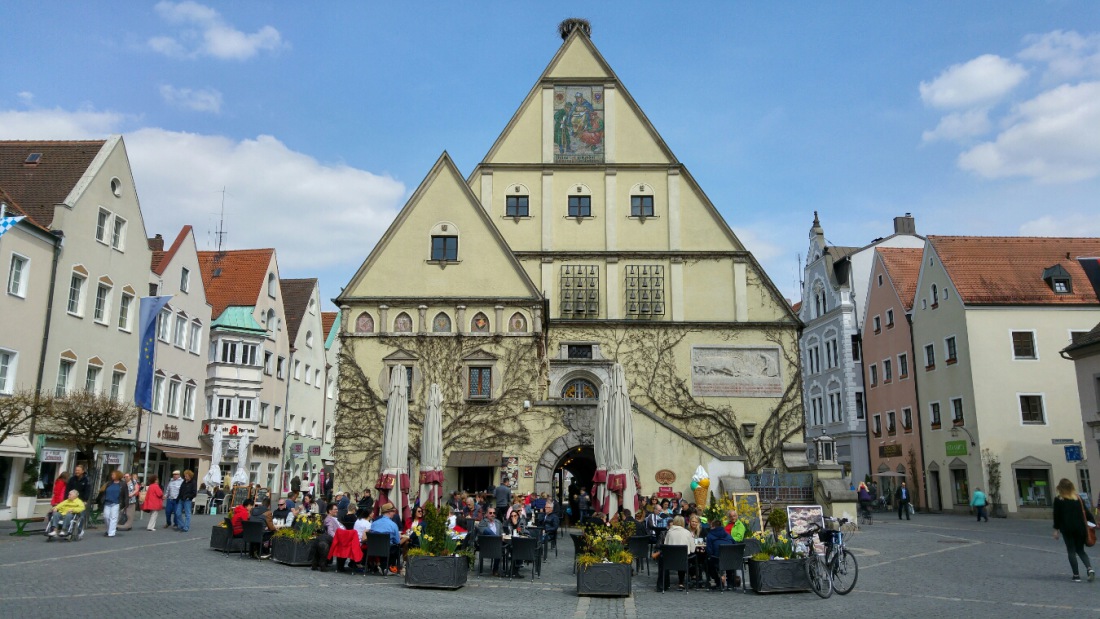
[182,384,196,420]
[167,379,181,417]
[924,343,935,369]
[274,405,282,430]
[189,320,202,354]
[56,359,74,396]
[111,215,126,251]
[277,357,286,379]
[84,364,102,393]
[294,360,301,380]
[314,369,321,388]
[327,377,335,399]
[929,401,942,429]
[902,407,913,432]
[173,315,187,348]
[157,308,171,342]
[110,370,125,401]
[260,403,269,426]
[267,273,276,298]
[152,375,165,413]
[944,335,958,364]
[1018,392,1046,426]
[1010,330,1039,361]
[0,348,17,394]
[96,208,110,244]
[951,397,965,425]
[67,272,87,316]
[118,293,134,332]
[264,351,273,375]
[93,283,112,324]
[898,353,909,379]
[7,253,29,298]
[236,398,254,421]
[304,364,311,385]
[180,267,190,293]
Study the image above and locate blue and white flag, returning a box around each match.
[134,296,173,410]
[0,215,24,240]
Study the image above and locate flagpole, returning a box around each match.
[142,408,152,483]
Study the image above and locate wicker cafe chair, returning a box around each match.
[477,535,504,577]
[657,544,690,593]
[628,535,652,576]
[508,536,541,579]
[240,521,266,560]
[365,532,393,576]
[716,543,746,592]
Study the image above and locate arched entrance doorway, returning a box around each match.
[553,445,595,524]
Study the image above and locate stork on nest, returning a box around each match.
[558,18,592,40]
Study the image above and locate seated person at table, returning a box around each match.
[284,491,298,511]
[353,508,373,541]
[248,498,278,558]
[231,498,252,537]
[311,503,345,572]
[504,507,527,535]
[464,496,482,521]
[541,502,560,542]
[633,510,647,536]
[654,516,694,591]
[47,490,85,536]
[705,518,740,589]
[477,507,504,575]
[370,503,405,573]
[724,509,747,542]
[272,499,292,527]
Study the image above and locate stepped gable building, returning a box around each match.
[862,247,924,504]
[335,25,800,501]
[280,278,330,491]
[913,236,1100,516]
[799,213,923,483]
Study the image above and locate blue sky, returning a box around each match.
[3,2,1099,307]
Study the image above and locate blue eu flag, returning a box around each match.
[134,296,173,410]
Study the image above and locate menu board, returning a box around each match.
[230,485,251,508]
[254,487,269,506]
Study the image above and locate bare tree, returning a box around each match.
[37,390,139,470]
[0,390,51,445]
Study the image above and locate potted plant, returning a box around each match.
[405,504,472,589]
[271,514,322,566]
[16,459,39,519]
[746,508,811,593]
[982,449,1007,518]
[576,520,634,597]
[209,519,247,554]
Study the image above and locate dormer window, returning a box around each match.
[1042,264,1072,294]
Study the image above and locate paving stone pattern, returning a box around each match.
[0,512,1095,618]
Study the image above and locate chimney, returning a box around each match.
[893,213,916,235]
[148,233,165,252]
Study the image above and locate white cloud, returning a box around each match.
[958,81,1100,182]
[159,84,223,113]
[16,91,34,106]
[921,109,990,143]
[919,54,1028,109]
[1019,212,1100,237]
[149,1,285,61]
[0,106,406,272]
[1019,30,1100,82]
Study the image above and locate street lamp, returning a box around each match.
[950,425,976,446]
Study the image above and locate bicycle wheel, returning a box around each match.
[831,549,858,595]
[805,554,833,599]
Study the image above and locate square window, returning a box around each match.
[568,195,591,217]
[506,195,529,217]
[431,236,458,261]
[1053,279,1070,293]
[1012,331,1036,359]
[630,195,654,217]
[1020,395,1045,424]
[468,367,492,399]
[7,254,28,297]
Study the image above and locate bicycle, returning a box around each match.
[857,502,873,526]
[796,518,859,599]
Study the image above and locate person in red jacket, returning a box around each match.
[231,498,252,536]
[142,475,165,531]
[51,472,69,507]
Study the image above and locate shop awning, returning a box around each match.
[446,450,502,468]
[155,445,208,459]
[0,434,35,458]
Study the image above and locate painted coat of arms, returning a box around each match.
[554,85,604,163]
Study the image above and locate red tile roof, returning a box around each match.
[0,186,51,234]
[321,311,338,338]
[152,226,192,276]
[0,140,105,227]
[929,236,1100,306]
[197,248,275,318]
[877,247,924,310]
[280,278,317,343]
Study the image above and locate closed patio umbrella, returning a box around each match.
[419,383,444,509]
[202,425,223,489]
[231,432,251,486]
[604,363,636,516]
[592,384,609,515]
[376,365,410,523]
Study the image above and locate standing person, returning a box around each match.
[1053,478,1096,582]
[971,487,990,523]
[143,475,164,531]
[164,470,182,530]
[895,481,912,521]
[51,472,69,507]
[494,477,512,519]
[101,470,125,538]
[358,489,374,515]
[176,470,197,532]
[578,487,591,523]
[117,473,141,531]
[66,465,91,503]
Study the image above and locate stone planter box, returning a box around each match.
[15,496,37,519]
[405,555,469,589]
[576,562,632,597]
[271,537,313,566]
[209,525,246,554]
[747,558,811,594]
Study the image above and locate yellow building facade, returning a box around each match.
[335,29,801,503]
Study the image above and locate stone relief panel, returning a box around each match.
[690,346,783,397]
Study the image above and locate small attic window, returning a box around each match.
[1042,264,1072,294]
[25,153,42,165]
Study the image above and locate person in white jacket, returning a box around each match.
[656,516,695,591]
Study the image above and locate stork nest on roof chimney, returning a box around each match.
[558,18,591,41]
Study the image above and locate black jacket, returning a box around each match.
[66,474,92,503]
[894,486,911,503]
[1054,496,1095,538]
[178,478,197,502]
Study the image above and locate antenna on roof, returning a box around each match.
[213,186,228,260]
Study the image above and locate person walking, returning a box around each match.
[1053,478,1096,582]
[143,475,164,531]
[176,470,197,532]
[895,481,912,521]
[101,470,125,537]
[66,465,91,503]
[164,470,182,530]
[970,487,990,523]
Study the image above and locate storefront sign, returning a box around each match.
[158,424,180,441]
[42,448,67,463]
[879,444,902,458]
[104,453,122,465]
[291,443,303,455]
[308,446,321,456]
[945,440,968,457]
[655,469,677,485]
[657,486,676,498]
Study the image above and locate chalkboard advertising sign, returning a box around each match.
[255,487,270,505]
[230,485,251,508]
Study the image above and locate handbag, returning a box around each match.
[1081,499,1096,547]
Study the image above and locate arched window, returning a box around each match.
[508,312,527,333]
[394,312,413,333]
[355,312,374,334]
[306,331,314,347]
[266,309,276,332]
[470,312,490,333]
[561,378,598,400]
[432,312,452,333]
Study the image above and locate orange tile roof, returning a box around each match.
[929,236,1100,306]
[197,248,275,318]
[0,140,105,227]
[321,311,337,338]
[152,226,192,276]
[877,247,923,310]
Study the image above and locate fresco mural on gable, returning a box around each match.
[690,346,783,398]
[554,85,604,163]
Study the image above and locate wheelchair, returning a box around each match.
[44,510,86,542]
